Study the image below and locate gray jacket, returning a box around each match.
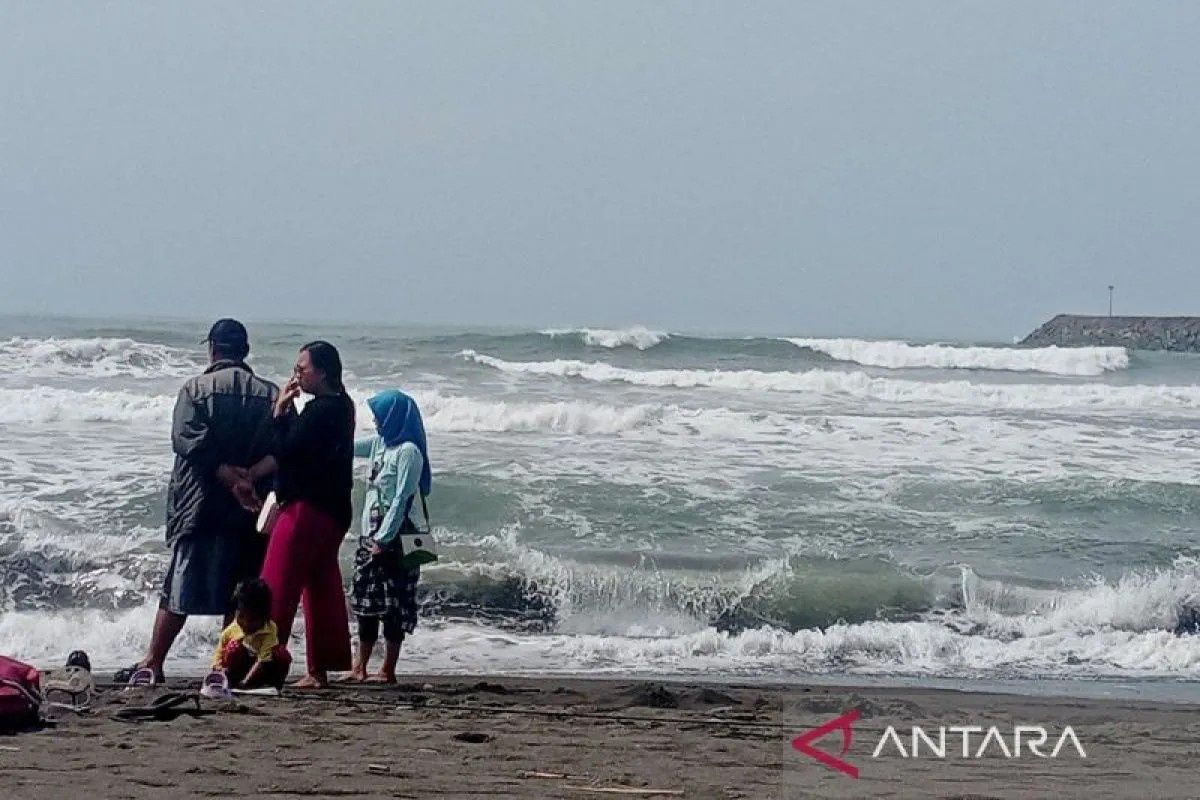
[165,360,279,545]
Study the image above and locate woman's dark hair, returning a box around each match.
[233,578,272,618]
[300,340,346,394]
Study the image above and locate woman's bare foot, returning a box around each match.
[293,673,328,689]
[365,671,396,684]
[344,665,367,683]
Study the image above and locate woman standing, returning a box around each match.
[348,390,432,683]
[259,341,355,688]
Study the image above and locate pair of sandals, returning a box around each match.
[114,664,279,698]
[42,650,95,714]
[199,670,281,700]
[113,691,213,722]
[113,663,165,688]
[114,682,280,723]
[111,670,271,724]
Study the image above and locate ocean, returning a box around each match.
[3,315,1200,686]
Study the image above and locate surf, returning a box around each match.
[785,338,1130,377]
[460,351,1200,412]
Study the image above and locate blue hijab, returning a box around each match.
[367,389,432,496]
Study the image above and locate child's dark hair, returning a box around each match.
[233,578,272,618]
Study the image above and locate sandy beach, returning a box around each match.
[1,674,1195,799]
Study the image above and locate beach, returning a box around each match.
[5,319,1200,798]
[7,319,1200,686]
[3,675,1196,799]
[6,4,1200,796]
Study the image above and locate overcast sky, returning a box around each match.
[1,2,1196,340]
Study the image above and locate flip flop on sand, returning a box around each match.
[198,671,232,702]
[124,668,160,689]
[113,692,214,722]
[113,664,165,687]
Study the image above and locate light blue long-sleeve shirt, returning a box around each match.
[354,436,426,545]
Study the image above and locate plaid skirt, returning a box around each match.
[349,533,421,633]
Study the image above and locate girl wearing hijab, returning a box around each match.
[347,389,432,683]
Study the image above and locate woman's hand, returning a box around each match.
[370,541,384,558]
[274,376,301,418]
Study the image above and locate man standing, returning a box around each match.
[118,319,278,685]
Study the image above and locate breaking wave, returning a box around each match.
[540,326,670,350]
[0,384,779,441]
[0,387,174,425]
[1,336,198,378]
[6,321,1200,684]
[786,338,1130,377]
[406,546,1200,678]
[7,502,1200,679]
[460,351,1200,412]
[412,392,774,438]
[415,393,664,435]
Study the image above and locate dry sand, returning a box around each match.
[1,675,1196,799]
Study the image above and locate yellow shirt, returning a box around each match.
[212,620,281,667]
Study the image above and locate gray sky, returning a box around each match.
[1,2,1197,340]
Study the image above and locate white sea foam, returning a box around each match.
[461,524,783,632]
[541,326,670,350]
[0,381,779,442]
[1,336,198,378]
[0,387,174,425]
[10,607,1198,679]
[0,385,642,434]
[8,554,1200,679]
[0,599,221,667]
[417,394,664,435]
[787,338,1130,377]
[462,351,1200,412]
[407,558,1200,678]
[13,382,1192,487]
[5,325,1200,684]
[409,391,778,439]
[957,559,1200,637]
[521,617,1200,678]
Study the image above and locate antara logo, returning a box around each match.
[792,709,861,778]
[793,710,1087,778]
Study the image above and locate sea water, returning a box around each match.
[3,315,1200,686]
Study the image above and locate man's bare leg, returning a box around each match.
[138,605,186,677]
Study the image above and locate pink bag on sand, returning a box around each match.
[0,655,41,725]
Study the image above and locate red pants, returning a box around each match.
[218,639,292,688]
[260,501,352,674]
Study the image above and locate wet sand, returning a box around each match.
[2,675,1196,799]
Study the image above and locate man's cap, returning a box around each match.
[203,318,249,351]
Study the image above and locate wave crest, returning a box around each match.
[416,394,662,435]
[419,544,1200,677]
[410,391,774,438]
[1,336,198,378]
[541,326,669,350]
[0,387,173,425]
[461,351,1200,412]
[787,338,1129,376]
